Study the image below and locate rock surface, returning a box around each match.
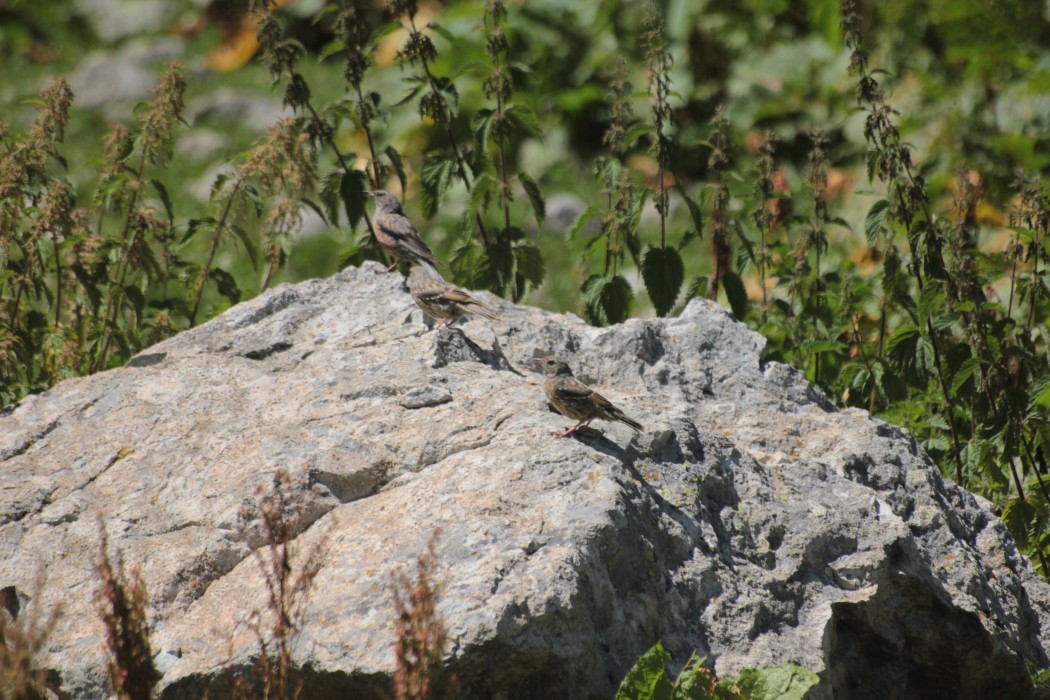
[1,262,1049,699]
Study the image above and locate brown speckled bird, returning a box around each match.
[408,263,498,330]
[539,358,643,438]
[369,190,441,272]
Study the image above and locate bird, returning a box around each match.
[408,263,499,330]
[368,190,442,272]
[539,358,643,438]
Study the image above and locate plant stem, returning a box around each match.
[190,177,242,327]
[496,91,511,235]
[926,319,965,484]
[355,85,384,189]
[95,150,148,372]
[51,234,62,326]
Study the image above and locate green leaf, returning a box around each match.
[641,246,684,317]
[732,220,756,267]
[513,242,545,296]
[318,38,346,63]
[595,156,622,188]
[864,199,890,245]
[302,197,329,228]
[128,231,162,282]
[582,274,634,326]
[615,642,673,700]
[508,61,533,76]
[827,216,851,231]
[722,271,748,320]
[623,123,652,151]
[467,172,499,224]
[518,171,545,229]
[471,108,497,158]
[676,186,704,244]
[208,267,241,305]
[123,285,146,324]
[93,171,128,209]
[849,365,872,392]
[395,80,426,108]
[1003,498,1035,550]
[242,183,264,218]
[712,664,819,700]
[450,241,492,291]
[338,242,364,270]
[484,236,516,296]
[149,179,174,221]
[228,224,258,269]
[950,356,982,395]
[385,145,408,195]
[208,172,232,204]
[341,169,370,230]
[567,206,599,244]
[674,655,715,700]
[1030,378,1050,411]
[804,339,847,355]
[320,168,343,225]
[885,324,919,355]
[504,104,541,136]
[420,151,457,220]
[426,21,457,44]
[339,231,386,269]
[916,285,946,327]
[368,22,403,50]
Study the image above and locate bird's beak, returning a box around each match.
[366,191,377,199]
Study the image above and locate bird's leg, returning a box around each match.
[434,317,450,331]
[553,419,587,438]
[383,259,401,273]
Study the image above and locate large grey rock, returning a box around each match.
[1,262,1048,699]
[188,87,295,134]
[75,0,173,43]
[69,39,184,114]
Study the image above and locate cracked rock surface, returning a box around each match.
[1,262,1048,699]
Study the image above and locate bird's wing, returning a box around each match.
[553,378,597,402]
[375,213,416,239]
[416,284,496,318]
[414,281,461,303]
[413,286,447,303]
[436,288,477,305]
[378,215,440,265]
[586,390,618,410]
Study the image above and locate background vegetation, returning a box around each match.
[3,0,1050,579]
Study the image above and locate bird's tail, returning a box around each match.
[615,410,643,432]
[465,303,499,322]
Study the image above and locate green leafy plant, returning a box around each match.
[93,63,186,371]
[575,55,641,326]
[615,642,817,700]
[711,664,819,700]
[616,642,714,700]
[638,0,685,318]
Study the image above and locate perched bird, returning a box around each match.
[408,263,499,330]
[539,358,643,438]
[368,190,441,272]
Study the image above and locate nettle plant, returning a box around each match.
[2,0,1050,572]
